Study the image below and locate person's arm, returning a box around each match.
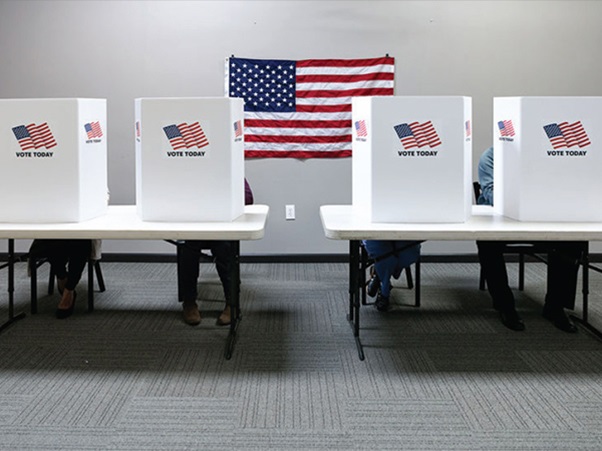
[244,178,254,205]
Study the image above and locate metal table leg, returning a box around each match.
[225,240,241,359]
[0,239,26,334]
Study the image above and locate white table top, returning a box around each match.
[0,205,269,241]
[320,205,602,241]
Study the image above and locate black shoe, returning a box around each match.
[375,294,389,312]
[367,274,380,298]
[56,291,76,319]
[542,306,577,333]
[499,308,525,331]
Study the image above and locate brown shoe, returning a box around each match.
[216,305,231,326]
[182,301,201,325]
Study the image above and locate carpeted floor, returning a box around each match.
[0,261,601,450]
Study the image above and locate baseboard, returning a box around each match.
[4,252,602,264]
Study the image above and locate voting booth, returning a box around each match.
[0,98,108,223]
[135,97,244,222]
[494,97,602,222]
[352,96,472,223]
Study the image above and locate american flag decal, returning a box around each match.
[465,120,471,138]
[233,120,242,139]
[543,121,591,149]
[354,120,367,138]
[135,121,141,139]
[498,120,515,137]
[84,121,103,139]
[163,122,209,150]
[12,123,57,150]
[393,121,441,149]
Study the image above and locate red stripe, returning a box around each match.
[245,134,351,143]
[296,104,351,113]
[246,150,351,158]
[296,57,394,68]
[297,88,394,98]
[245,119,350,128]
[296,72,394,83]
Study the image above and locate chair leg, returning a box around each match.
[47,264,55,295]
[94,261,106,292]
[87,260,95,312]
[405,266,414,290]
[30,259,38,314]
[415,259,421,308]
[518,253,525,291]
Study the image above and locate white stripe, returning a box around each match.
[296,97,352,105]
[296,80,394,91]
[296,64,394,75]
[245,142,350,151]
[246,127,351,136]
[245,112,350,121]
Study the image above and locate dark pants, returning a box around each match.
[30,239,91,291]
[178,240,231,304]
[477,241,584,312]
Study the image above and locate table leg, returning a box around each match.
[349,240,364,360]
[0,239,26,334]
[224,240,241,359]
[571,242,602,340]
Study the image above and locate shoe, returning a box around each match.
[499,308,525,331]
[374,294,389,312]
[542,305,577,333]
[56,290,76,319]
[56,277,67,296]
[182,301,201,325]
[216,305,231,326]
[367,273,380,298]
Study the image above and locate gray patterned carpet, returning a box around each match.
[0,261,601,450]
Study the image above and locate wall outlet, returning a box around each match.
[285,204,295,220]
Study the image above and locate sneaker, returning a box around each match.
[367,274,380,298]
[375,294,389,312]
[182,301,201,325]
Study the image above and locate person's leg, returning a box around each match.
[178,240,202,325]
[477,241,524,331]
[542,241,583,333]
[362,240,395,311]
[56,240,91,318]
[209,241,233,325]
[392,241,421,279]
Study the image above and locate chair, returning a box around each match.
[359,241,421,307]
[28,240,106,314]
[473,181,548,291]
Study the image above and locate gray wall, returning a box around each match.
[1,0,602,256]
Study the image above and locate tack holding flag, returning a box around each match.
[163,122,209,150]
[12,123,57,150]
[226,56,395,158]
[393,121,442,149]
[84,121,103,139]
[543,121,591,149]
[498,120,515,137]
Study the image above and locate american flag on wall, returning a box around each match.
[163,122,209,150]
[226,56,395,158]
[393,121,442,149]
[85,121,103,139]
[543,121,591,149]
[12,123,57,150]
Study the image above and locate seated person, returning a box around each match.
[179,179,254,327]
[363,240,421,311]
[29,239,94,319]
[476,146,584,333]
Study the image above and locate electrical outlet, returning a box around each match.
[285,204,295,220]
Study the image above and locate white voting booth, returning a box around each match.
[0,98,108,223]
[352,96,472,223]
[494,97,602,222]
[135,97,245,222]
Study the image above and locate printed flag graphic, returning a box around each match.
[233,120,243,139]
[163,122,209,150]
[498,120,515,137]
[227,56,395,158]
[135,121,141,139]
[393,121,442,149]
[12,123,57,150]
[543,121,591,149]
[355,120,367,138]
[465,120,471,138]
[84,121,103,139]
